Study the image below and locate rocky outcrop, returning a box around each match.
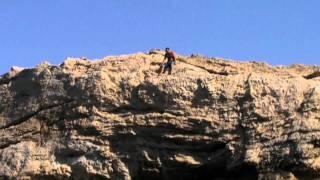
[0,51,320,179]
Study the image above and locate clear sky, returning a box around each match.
[0,0,319,74]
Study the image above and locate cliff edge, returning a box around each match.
[1,51,320,180]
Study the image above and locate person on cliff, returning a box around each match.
[161,47,176,75]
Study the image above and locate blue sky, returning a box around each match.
[0,0,319,74]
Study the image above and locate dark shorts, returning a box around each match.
[164,61,174,69]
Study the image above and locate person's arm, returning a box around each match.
[172,52,176,62]
[163,53,167,63]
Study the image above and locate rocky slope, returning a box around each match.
[0,50,320,180]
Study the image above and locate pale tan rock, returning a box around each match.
[0,52,320,179]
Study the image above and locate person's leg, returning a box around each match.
[163,63,168,74]
[168,65,172,75]
[168,61,173,75]
[163,67,167,74]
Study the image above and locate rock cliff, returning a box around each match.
[0,51,320,180]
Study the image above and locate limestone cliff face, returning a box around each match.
[0,51,320,180]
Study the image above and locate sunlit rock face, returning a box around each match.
[0,51,320,180]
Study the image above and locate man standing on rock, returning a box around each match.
[162,47,176,75]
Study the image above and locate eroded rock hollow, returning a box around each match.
[1,51,320,180]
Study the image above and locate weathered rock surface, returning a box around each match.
[0,51,320,180]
